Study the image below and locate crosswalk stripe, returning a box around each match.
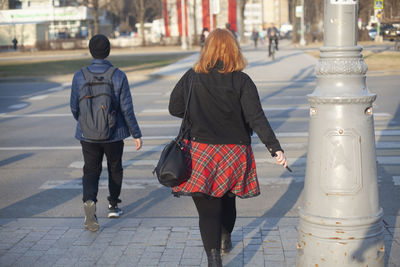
[1,141,399,152]
[67,156,400,169]
[38,175,399,190]
[38,177,307,189]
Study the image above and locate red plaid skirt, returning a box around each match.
[172,139,260,198]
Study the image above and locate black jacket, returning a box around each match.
[168,68,282,156]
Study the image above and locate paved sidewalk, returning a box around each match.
[0,42,399,266]
[0,216,399,266]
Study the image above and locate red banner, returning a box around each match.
[202,0,210,31]
[163,0,170,37]
[228,0,237,32]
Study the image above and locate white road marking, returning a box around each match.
[39,177,306,189]
[67,156,400,169]
[28,95,49,100]
[393,176,400,186]
[0,114,71,118]
[1,141,399,152]
[8,103,29,109]
[139,106,311,115]
[47,83,70,92]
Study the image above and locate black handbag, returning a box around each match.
[153,76,194,187]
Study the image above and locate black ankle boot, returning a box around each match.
[206,248,222,267]
[221,227,232,254]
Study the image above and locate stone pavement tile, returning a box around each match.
[182,246,204,259]
[243,237,262,246]
[115,254,140,267]
[263,235,283,248]
[5,244,30,255]
[73,231,98,246]
[281,238,298,251]
[0,249,7,257]
[160,247,184,262]
[33,254,60,267]
[29,243,52,251]
[277,217,299,227]
[111,231,135,246]
[265,252,285,261]
[145,245,165,253]
[243,244,263,252]
[158,261,181,267]
[264,247,284,255]
[186,239,203,247]
[388,240,400,264]
[166,242,186,249]
[279,226,298,237]
[36,238,58,245]
[53,237,76,249]
[265,260,287,267]
[13,255,41,266]
[244,253,265,266]
[124,244,146,257]
[97,245,127,265]
[262,229,281,236]
[137,257,160,266]
[0,252,22,267]
[20,231,47,242]
[180,257,203,266]
[22,250,45,257]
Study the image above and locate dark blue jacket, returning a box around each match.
[70,59,142,142]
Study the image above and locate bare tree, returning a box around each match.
[236,0,248,41]
[192,0,198,45]
[290,0,298,43]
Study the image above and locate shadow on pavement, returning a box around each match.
[352,103,400,264]
[227,65,314,265]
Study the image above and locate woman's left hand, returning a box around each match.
[274,151,288,168]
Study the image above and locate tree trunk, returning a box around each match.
[291,0,298,43]
[237,0,247,42]
[92,0,100,35]
[193,0,198,45]
[139,0,146,46]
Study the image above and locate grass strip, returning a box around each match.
[306,50,400,71]
[0,53,191,77]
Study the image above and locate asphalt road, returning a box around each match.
[0,43,399,223]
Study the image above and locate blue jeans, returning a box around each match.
[80,140,124,204]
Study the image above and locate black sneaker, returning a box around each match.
[108,204,123,218]
[84,200,99,232]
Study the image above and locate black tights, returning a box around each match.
[192,194,236,252]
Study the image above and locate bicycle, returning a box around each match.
[269,37,278,61]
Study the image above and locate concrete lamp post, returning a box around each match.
[296,0,385,266]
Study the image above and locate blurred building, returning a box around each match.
[160,0,289,44]
[0,0,111,49]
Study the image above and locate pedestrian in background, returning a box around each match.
[200,27,210,49]
[169,28,287,267]
[12,38,17,50]
[251,29,259,49]
[70,34,142,232]
[225,22,237,39]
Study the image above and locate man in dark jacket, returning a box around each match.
[70,34,142,231]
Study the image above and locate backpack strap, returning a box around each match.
[101,66,117,82]
[81,66,117,83]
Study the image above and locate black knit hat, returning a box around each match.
[89,34,110,59]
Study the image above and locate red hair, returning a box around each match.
[194,28,247,74]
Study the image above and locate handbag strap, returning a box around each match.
[177,73,194,140]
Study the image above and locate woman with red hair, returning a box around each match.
[169,28,287,267]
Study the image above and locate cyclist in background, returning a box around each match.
[267,23,279,57]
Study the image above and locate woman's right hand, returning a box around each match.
[274,151,288,168]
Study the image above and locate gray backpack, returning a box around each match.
[78,66,117,141]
